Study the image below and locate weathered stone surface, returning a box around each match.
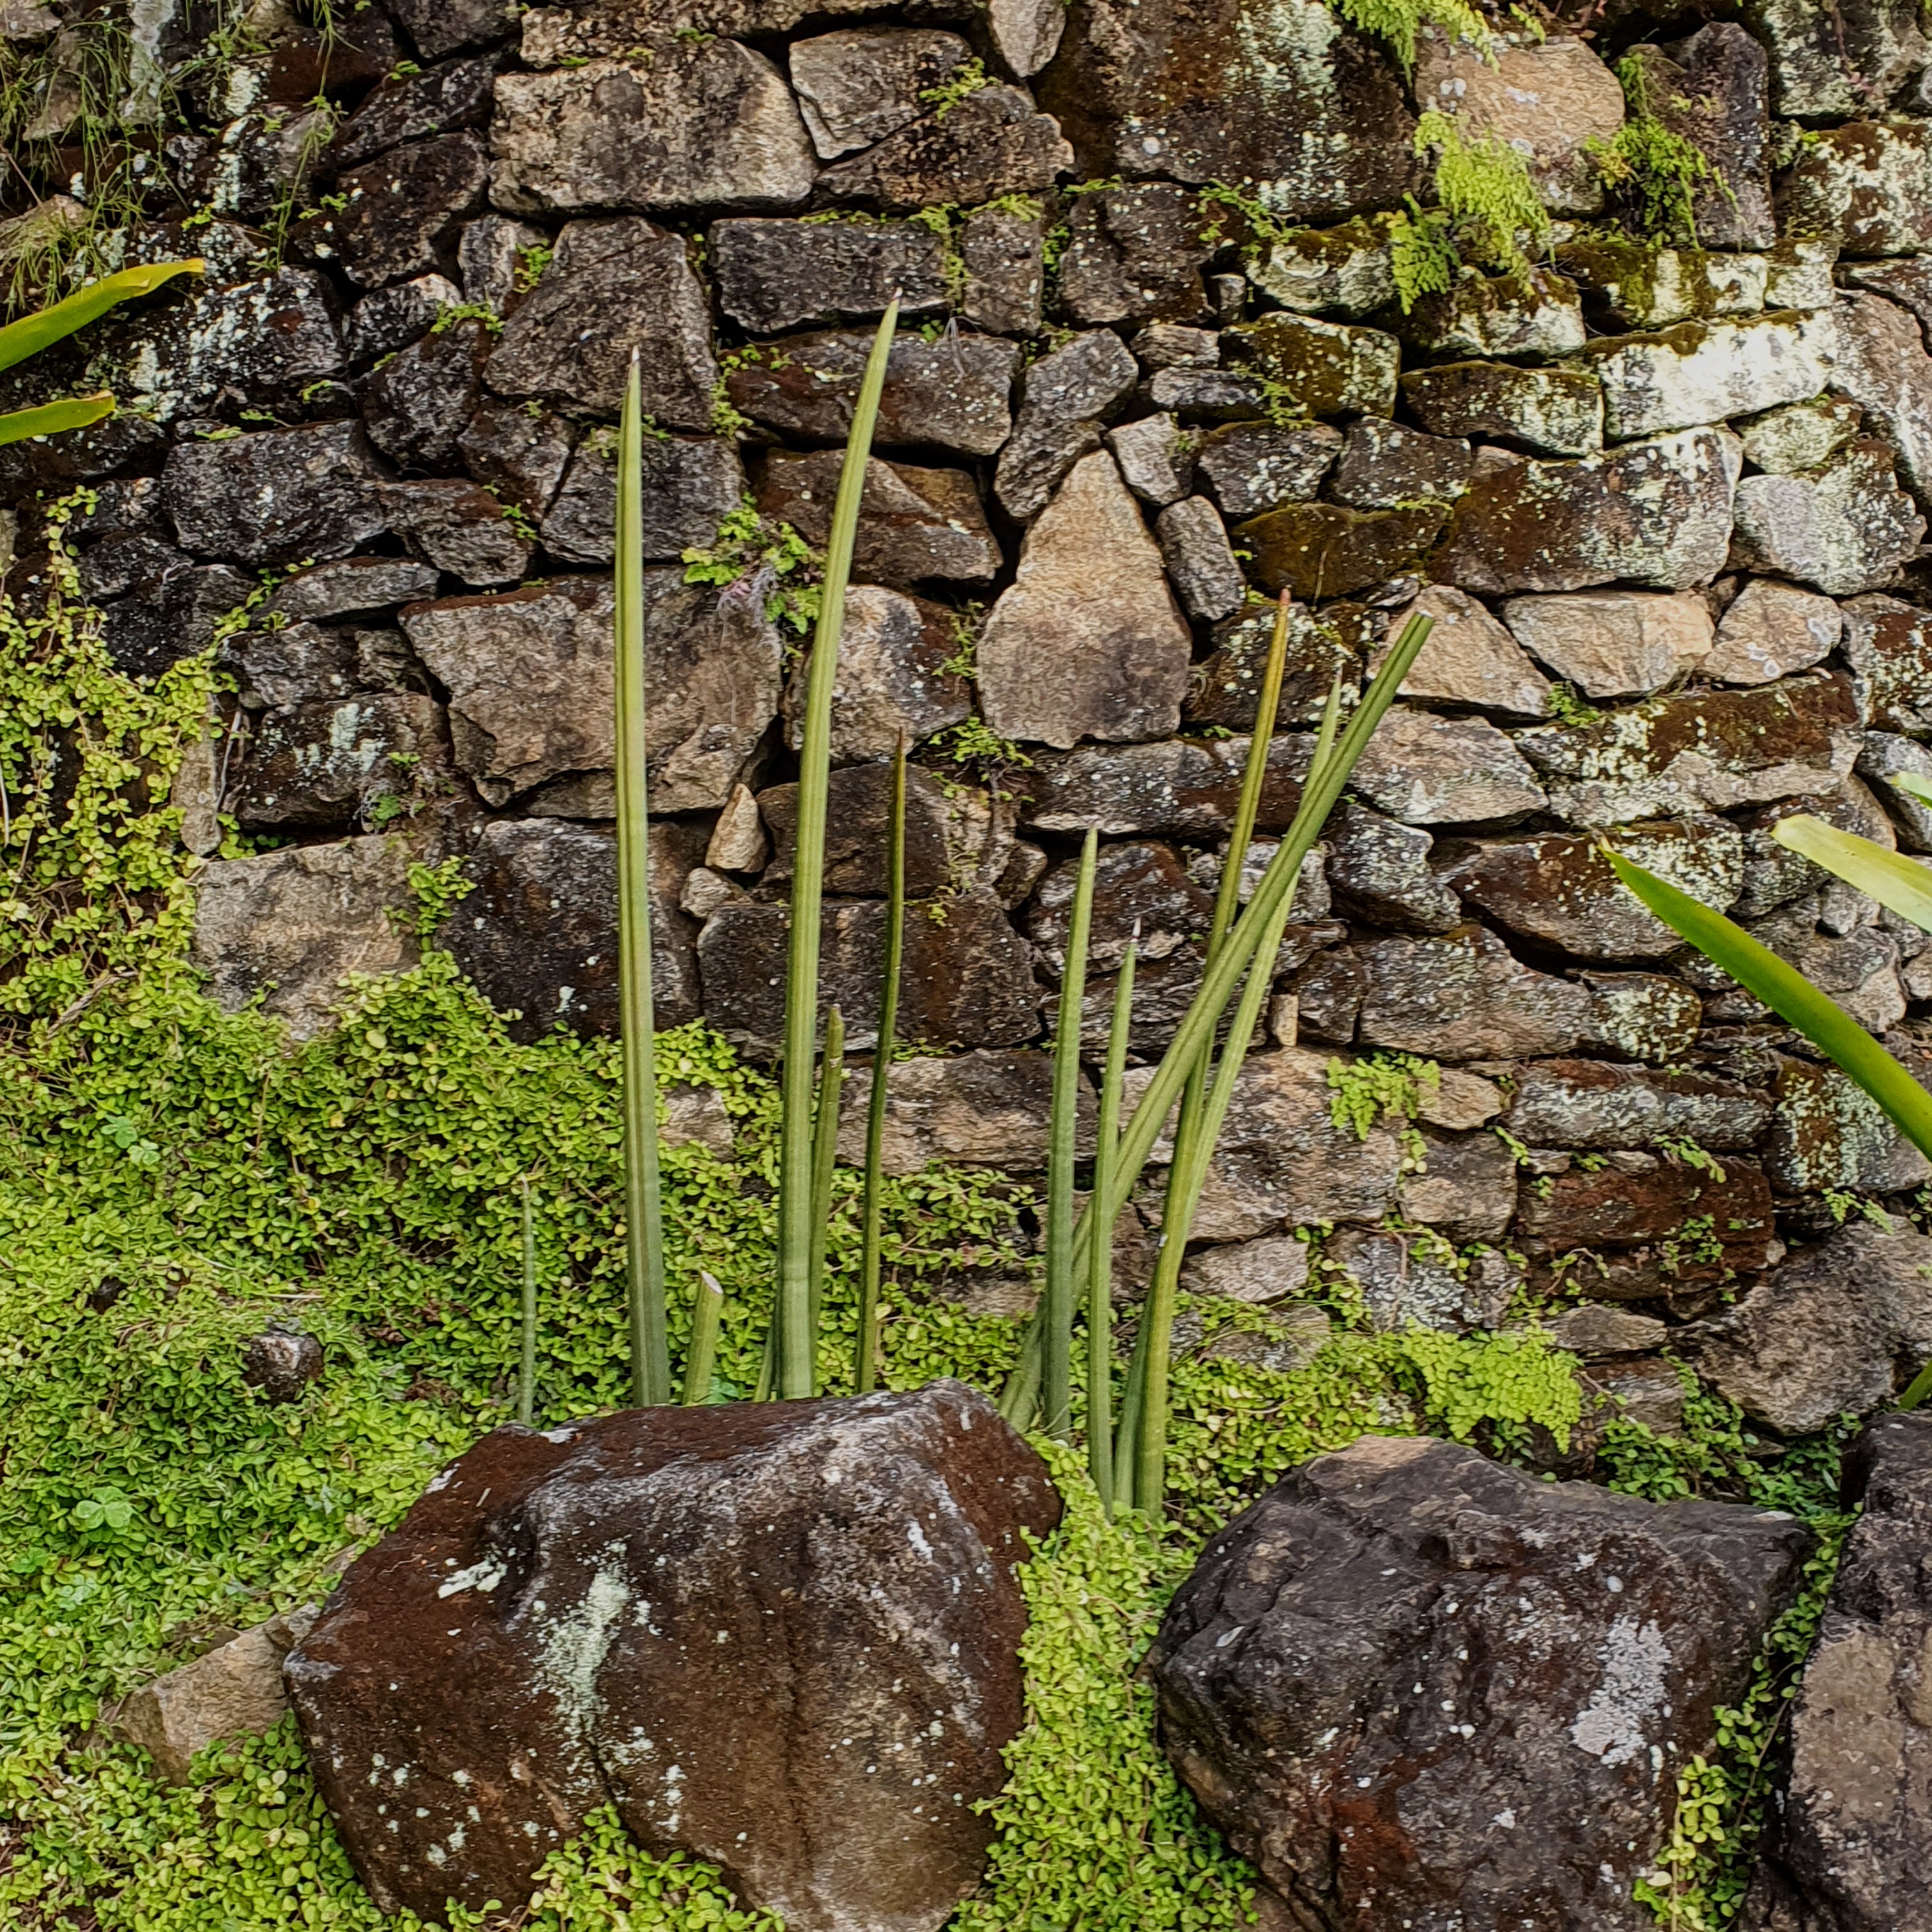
[1583,970,1705,1066]
[1545,1304,1668,1356]
[116,1607,318,1784]
[294,135,487,288]
[1245,213,1394,319]
[1828,289,1932,510]
[1745,906,1908,1031]
[288,1384,1060,1929]
[711,217,947,334]
[1327,418,1473,511]
[1862,731,1932,851]
[1397,1130,1520,1246]
[817,85,1072,211]
[1400,362,1604,458]
[1558,239,1768,332]
[1741,0,1929,119]
[1329,1221,1515,1328]
[1501,589,1713,700]
[1689,1225,1932,1434]
[1432,427,1742,594]
[459,213,549,315]
[1779,119,1932,254]
[1400,266,1588,359]
[1237,501,1445,602]
[1521,673,1863,828]
[1451,820,1743,962]
[757,450,998,591]
[1227,311,1399,419]
[762,765,1006,900]
[1843,594,1932,732]
[1414,29,1625,214]
[224,623,366,714]
[979,452,1190,749]
[1732,441,1925,599]
[163,421,388,567]
[383,479,534,588]
[724,328,1019,457]
[826,1047,1091,1175]
[1107,412,1194,507]
[1026,838,1211,972]
[1155,496,1244,621]
[1735,782,1898,919]
[191,836,417,1038]
[1372,585,1550,718]
[959,205,1045,335]
[1349,709,1547,826]
[491,49,815,215]
[249,1325,326,1406]
[1840,256,1932,339]
[360,314,489,470]
[700,891,1039,1050]
[77,532,188,602]
[331,52,498,169]
[1323,801,1462,934]
[1020,733,1310,838]
[487,218,716,426]
[1180,1233,1313,1306]
[1057,183,1216,327]
[1039,0,1417,223]
[441,816,702,1040]
[1772,1412,1932,1930]
[387,0,514,60]
[1505,1059,1772,1151]
[787,29,974,159]
[1704,578,1842,686]
[233,694,449,831]
[1151,1434,1809,1932]
[268,556,443,625]
[779,585,970,760]
[102,564,256,680]
[1768,1051,1932,1195]
[349,272,464,367]
[1584,312,1837,443]
[1342,925,1593,1061]
[404,574,779,810]
[993,328,1139,521]
[459,397,578,518]
[544,432,745,567]
[1187,599,1367,733]
[1193,421,1340,519]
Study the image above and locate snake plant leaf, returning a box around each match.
[1608,850,1932,1162]
[0,259,203,374]
[0,393,115,446]
[1772,815,1932,933]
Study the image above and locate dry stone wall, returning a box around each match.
[17,0,1932,1438]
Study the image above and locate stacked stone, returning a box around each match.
[15,0,1932,1441]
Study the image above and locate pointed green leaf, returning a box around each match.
[0,259,203,375]
[1607,850,1932,1162]
[1893,771,1932,810]
[0,393,114,447]
[1772,815,1932,933]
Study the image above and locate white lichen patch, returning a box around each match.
[1569,1616,1671,1771]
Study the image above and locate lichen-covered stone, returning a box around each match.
[1244,213,1395,318]
[959,204,1045,335]
[992,328,1140,521]
[1193,420,1340,518]
[788,28,975,158]
[297,134,487,287]
[1731,441,1926,598]
[1584,310,1838,441]
[1506,1058,1770,1151]
[1026,838,1212,972]
[382,479,533,588]
[979,451,1191,748]
[710,217,947,334]
[816,85,1073,211]
[1398,267,1586,358]
[1432,427,1742,594]
[1400,360,1604,457]
[1236,500,1445,601]
[1860,731,1932,851]
[102,564,256,680]
[1556,239,1768,332]
[1344,924,1593,1060]
[388,0,514,59]
[758,450,1000,590]
[360,314,489,471]
[457,397,576,519]
[1347,707,1547,825]
[1377,585,1552,717]
[162,420,388,567]
[1187,601,1362,732]
[232,694,449,831]
[1326,419,1473,511]
[1020,733,1313,838]
[1226,310,1399,418]
[1842,594,1932,732]
[1740,0,1929,118]
[1056,183,1218,328]
[1735,396,1862,474]
[491,48,815,215]
[761,764,1008,900]
[544,431,744,567]
[1777,118,1932,254]
[1323,800,1462,933]
[1107,412,1194,507]
[330,52,498,169]
[1704,578,1843,686]
[831,1049,1091,1174]
[1827,288,1932,510]
[1501,589,1713,700]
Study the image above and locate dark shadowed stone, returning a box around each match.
[491,47,815,215]
[1350,925,1592,1060]
[385,0,516,59]
[1432,427,1741,594]
[1056,183,1216,327]
[102,565,256,680]
[297,134,488,287]
[1687,1225,1932,1434]
[1193,421,1340,519]
[344,273,458,364]
[226,622,362,710]
[543,431,745,567]
[441,816,702,1039]
[1778,119,1932,254]
[1740,0,1928,119]
[458,398,578,517]
[1349,709,1545,825]
[1025,839,1212,972]
[487,218,716,425]
[711,217,947,334]
[77,533,188,602]
[1326,418,1473,510]
[288,1384,1060,1929]
[1506,1059,1772,1151]
[1768,1412,1932,1929]
[1324,801,1460,933]
[959,206,1045,335]
[268,556,443,625]
[1020,733,1313,838]
[1039,0,1416,223]
[1227,311,1399,419]
[979,450,1191,748]
[1149,1435,1810,1929]
[382,480,533,587]
[231,694,450,831]
[779,583,971,760]
[330,52,498,168]
[190,835,417,1039]
[993,328,1140,522]
[1186,599,1363,732]
[832,1049,1092,1174]
[360,315,489,470]
[241,1326,324,1404]
[1448,820,1743,961]
[700,893,1039,1050]
[1619,28,1774,250]
[788,28,975,158]
[163,422,388,567]
[1731,440,1926,598]
[1156,496,1244,621]
[816,85,1073,212]
[759,764,1007,898]
[1236,502,1445,602]
[1138,365,1269,422]
[1400,361,1603,458]
[757,449,999,590]
[724,328,1019,457]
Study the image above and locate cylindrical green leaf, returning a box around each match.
[806,1006,847,1397]
[1043,828,1098,1439]
[856,733,908,1395]
[1087,939,1135,1512]
[682,1271,725,1406]
[518,1176,537,1429]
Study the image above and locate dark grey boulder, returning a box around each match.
[710,217,947,334]
[266,556,443,626]
[993,327,1140,521]
[543,433,745,567]
[101,564,256,680]
[231,694,451,831]
[1056,182,1218,327]
[297,134,489,288]
[381,480,533,588]
[457,398,578,518]
[163,421,388,568]
[385,0,516,60]
[328,52,498,168]
[360,315,489,471]
[815,84,1073,213]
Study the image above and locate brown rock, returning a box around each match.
[382,479,533,588]
[1348,708,1546,825]
[778,584,971,761]
[960,204,1045,335]
[1236,501,1445,602]
[760,763,1008,898]
[542,431,746,569]
[1704,578,1842,686]
[816,84,1073,212]
[1025,839,1212,972]
[1843,594,1932,733]
[711,217,947,334]
[1778,119,1932,256]
[757,450,1000,590]
[232,694,450,831]
[1020,733,1313,838]
[1227,310,1399,419]
[1731,441,1926,599]
[1378,585,1551,718]
[288,1385,1061,1929]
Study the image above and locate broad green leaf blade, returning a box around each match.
[1772,815,1932,933]
[0,393,114,446]
[0,259,202,374]
[1608,851,1932,1162]
[1893,771,1932,809]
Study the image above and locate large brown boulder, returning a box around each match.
[286,1383,1060,1930]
